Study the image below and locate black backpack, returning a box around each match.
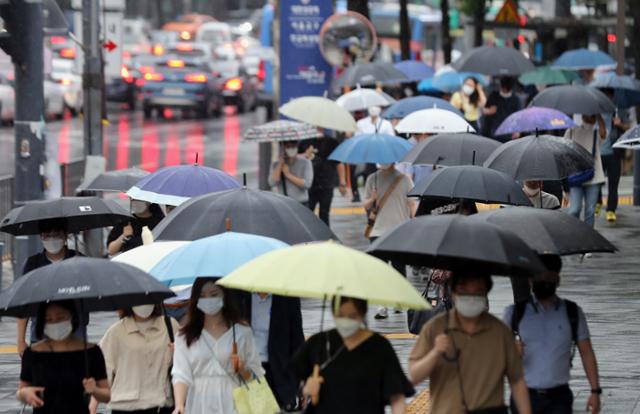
[511,297,579,364]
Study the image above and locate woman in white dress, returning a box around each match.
[171,278,264,414]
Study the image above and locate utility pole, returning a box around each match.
[399,0,410,60]
[82,0,104,157]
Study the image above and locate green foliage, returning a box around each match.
[457,0,487,16]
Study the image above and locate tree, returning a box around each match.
[440,0,452,63]
[347,0,369,19]
[459,0,486,47]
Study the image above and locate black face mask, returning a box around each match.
[532,281,557,300]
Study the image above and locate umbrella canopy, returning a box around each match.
[367,215,544,277]
[279,96,357,133]
[432,71,488,93]
[518,66,579,86]
[395,108,474,134]
[335,88,395,112]
[408,165,532,206]
[483,134,594,180]
[152,188,337,244]
[382,96,462,119]
[150,232,289,287]
[111,241,189,272]
[244,120,322,143]
[0,197,131,236]
[0,257,175,317]
[126,164,241,207]
[529,85,615,115]
[218,242,429,310]
[416,77,442,94]
[401,133,499,166]
[613,125,640,149]
[590,74,640,108]
[333,63,407,88]
[393,60,435,81]
[552,48,616,70]
[495,107,575,135]
[451,46,534,76]
[81,167,149,192]
[328,133,412,164]
[470,207,616,256]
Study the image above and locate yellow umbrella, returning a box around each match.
[218,242,429,310]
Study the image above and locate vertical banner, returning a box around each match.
[279,0,333,105]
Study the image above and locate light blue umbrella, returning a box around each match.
[382,96,462,119]
[393,60,435,82]
[416,77,442,94]
[328,133,413,164]
[432,71,488,93]
[590,73,640,108]
[552,48,615,70]
[150,232,289,287]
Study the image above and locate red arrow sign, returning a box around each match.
[103,40,117,52]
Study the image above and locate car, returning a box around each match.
[162,13,215,42]
[43,77,66,119]
[150,30,179,57]
[140,57,223,119]
[50,58,83,115]
[122,19,153,63]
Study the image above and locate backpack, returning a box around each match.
[510,297,579,365]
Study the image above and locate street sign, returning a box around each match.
[103,39,117,52]
[495,0,520,24]
[100,11,122,78]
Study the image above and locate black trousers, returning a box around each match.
[349,164,376,198]
[600,152,622,212]
[369,237,406,277]
[511,385,573,414]
[308,187,334,226]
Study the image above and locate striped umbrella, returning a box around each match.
[244,120,322,142]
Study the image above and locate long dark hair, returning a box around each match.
[464,76,480,106]
[179,277,243,347]
[35,300,80,340]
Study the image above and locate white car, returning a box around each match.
[51,58,83,115]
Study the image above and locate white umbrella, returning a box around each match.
[613,125,640,150]
[335,88,396,112]
[111,241,189,272]
[395,108,475,134]
[279,96,357,133]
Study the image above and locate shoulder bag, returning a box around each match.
[364,174,404,238]
[567,129,597,187]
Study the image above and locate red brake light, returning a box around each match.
[59,48,76,59]
[257,61,266,82]
[185,73,208,83]
[50,36,66,45]
[139,65,153,74]
[144,72,164,81]
[176,43,193,51]
[225,77,243,92]
[167,59,185,68]
[121,65,134,83]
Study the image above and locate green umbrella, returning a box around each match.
[519,66,578,86]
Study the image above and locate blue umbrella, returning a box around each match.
[393,60,435,82]
[329,133,413,164]
[417,77,442,94]
[382,96,462,119]
[432,71,488,93]
[126,164,241,206]
[150,232,289,286]
[590,73,640,108]
[552,48,615,70]
[496,107,575,135]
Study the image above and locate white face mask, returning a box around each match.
[376,163,392,170]
[523,185,540,197]
[462,84,475,96]
[334,317,362,338]
[454,295,487,318]
[131,200,149,215]
[132,304,155,319]
[197,297,224,315]
[285,147,298,157]
[42,238,65,254]
[368,106,381,117]
[44,320,73,341]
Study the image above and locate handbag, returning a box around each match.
[364,174,404,238]
[232,375,281,414]
[568,129,597,187]
[407,271,451,335]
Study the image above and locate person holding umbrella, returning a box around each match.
[269,141,314,206]
[450,76,486,132]
[522,180,560,210]
[292,295,414,413]
[107,200,164,255]
[482,77,523,141]
[17,300,111,413]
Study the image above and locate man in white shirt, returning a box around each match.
[355,106,395,136]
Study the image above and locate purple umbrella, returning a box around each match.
[495,107,575,136]
[126,164,241,206]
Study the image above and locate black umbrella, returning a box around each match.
[402,133,500,166]
[152,188,337,244]
[0,197,131,235]
[469,207,616,256]
[333,63,407,88]
[367,215,544,276]
[451,46,534,76]
[483,134,594,180]
[0,257,175,317]
[81,167,149,192]
[408,166,532,206]
[529,85,616,115]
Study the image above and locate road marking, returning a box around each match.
[0,345,16,354]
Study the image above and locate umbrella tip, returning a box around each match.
[242,173,247,187]
[225,218,232,232]
[194,153,199,164]
[535,128,539,137]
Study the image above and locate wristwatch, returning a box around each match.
[591,387,603,395]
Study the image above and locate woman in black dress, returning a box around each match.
[292,296,414,414]
[17,300,110,413]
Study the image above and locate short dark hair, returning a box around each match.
[450,271,493,293]
[35,300,80,339]
[331,295,368,317]
[500,76,515,92]
[539,254,562,273]
[119,304,163,319]
[39,219,67,234]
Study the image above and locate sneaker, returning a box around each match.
[606,211,616,222]
[594,203,602,217]
[374,307,388,320]
[351,193,361,203]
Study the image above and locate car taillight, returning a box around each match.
[121,65,134,83]
[59,78,72,86]
[59,48,76,59]
[50,36,66,45]
[167,59,185,68]
[225,77,243,92]
[144,72,164,81]
[257,61,266,82]
[152,44,164,56]
[185,73,208,83]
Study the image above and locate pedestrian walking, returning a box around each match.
[564,114,607,227]
[363,163,416,319]
[89,304,178,414]
[269,141,314,206]
[482,77,522,141]
[522,180,560,209]
[292,296,414,414]
[408,271,531,414]
[503,255,601,414]
[299,134,347,226]
[107,200,164,255]
[171,278,264,414]
[450,76,486,132]
[17,300,111,413]
[237,292,305,410]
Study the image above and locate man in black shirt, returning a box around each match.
[482,76,523,142]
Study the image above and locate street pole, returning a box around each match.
[615,0,625,76]
[82,0,104,157]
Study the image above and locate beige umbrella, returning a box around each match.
[279,96,357,133]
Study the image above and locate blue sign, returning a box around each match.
[279,0,333,105]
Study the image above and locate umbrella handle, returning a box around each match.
[311,364,321,406]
